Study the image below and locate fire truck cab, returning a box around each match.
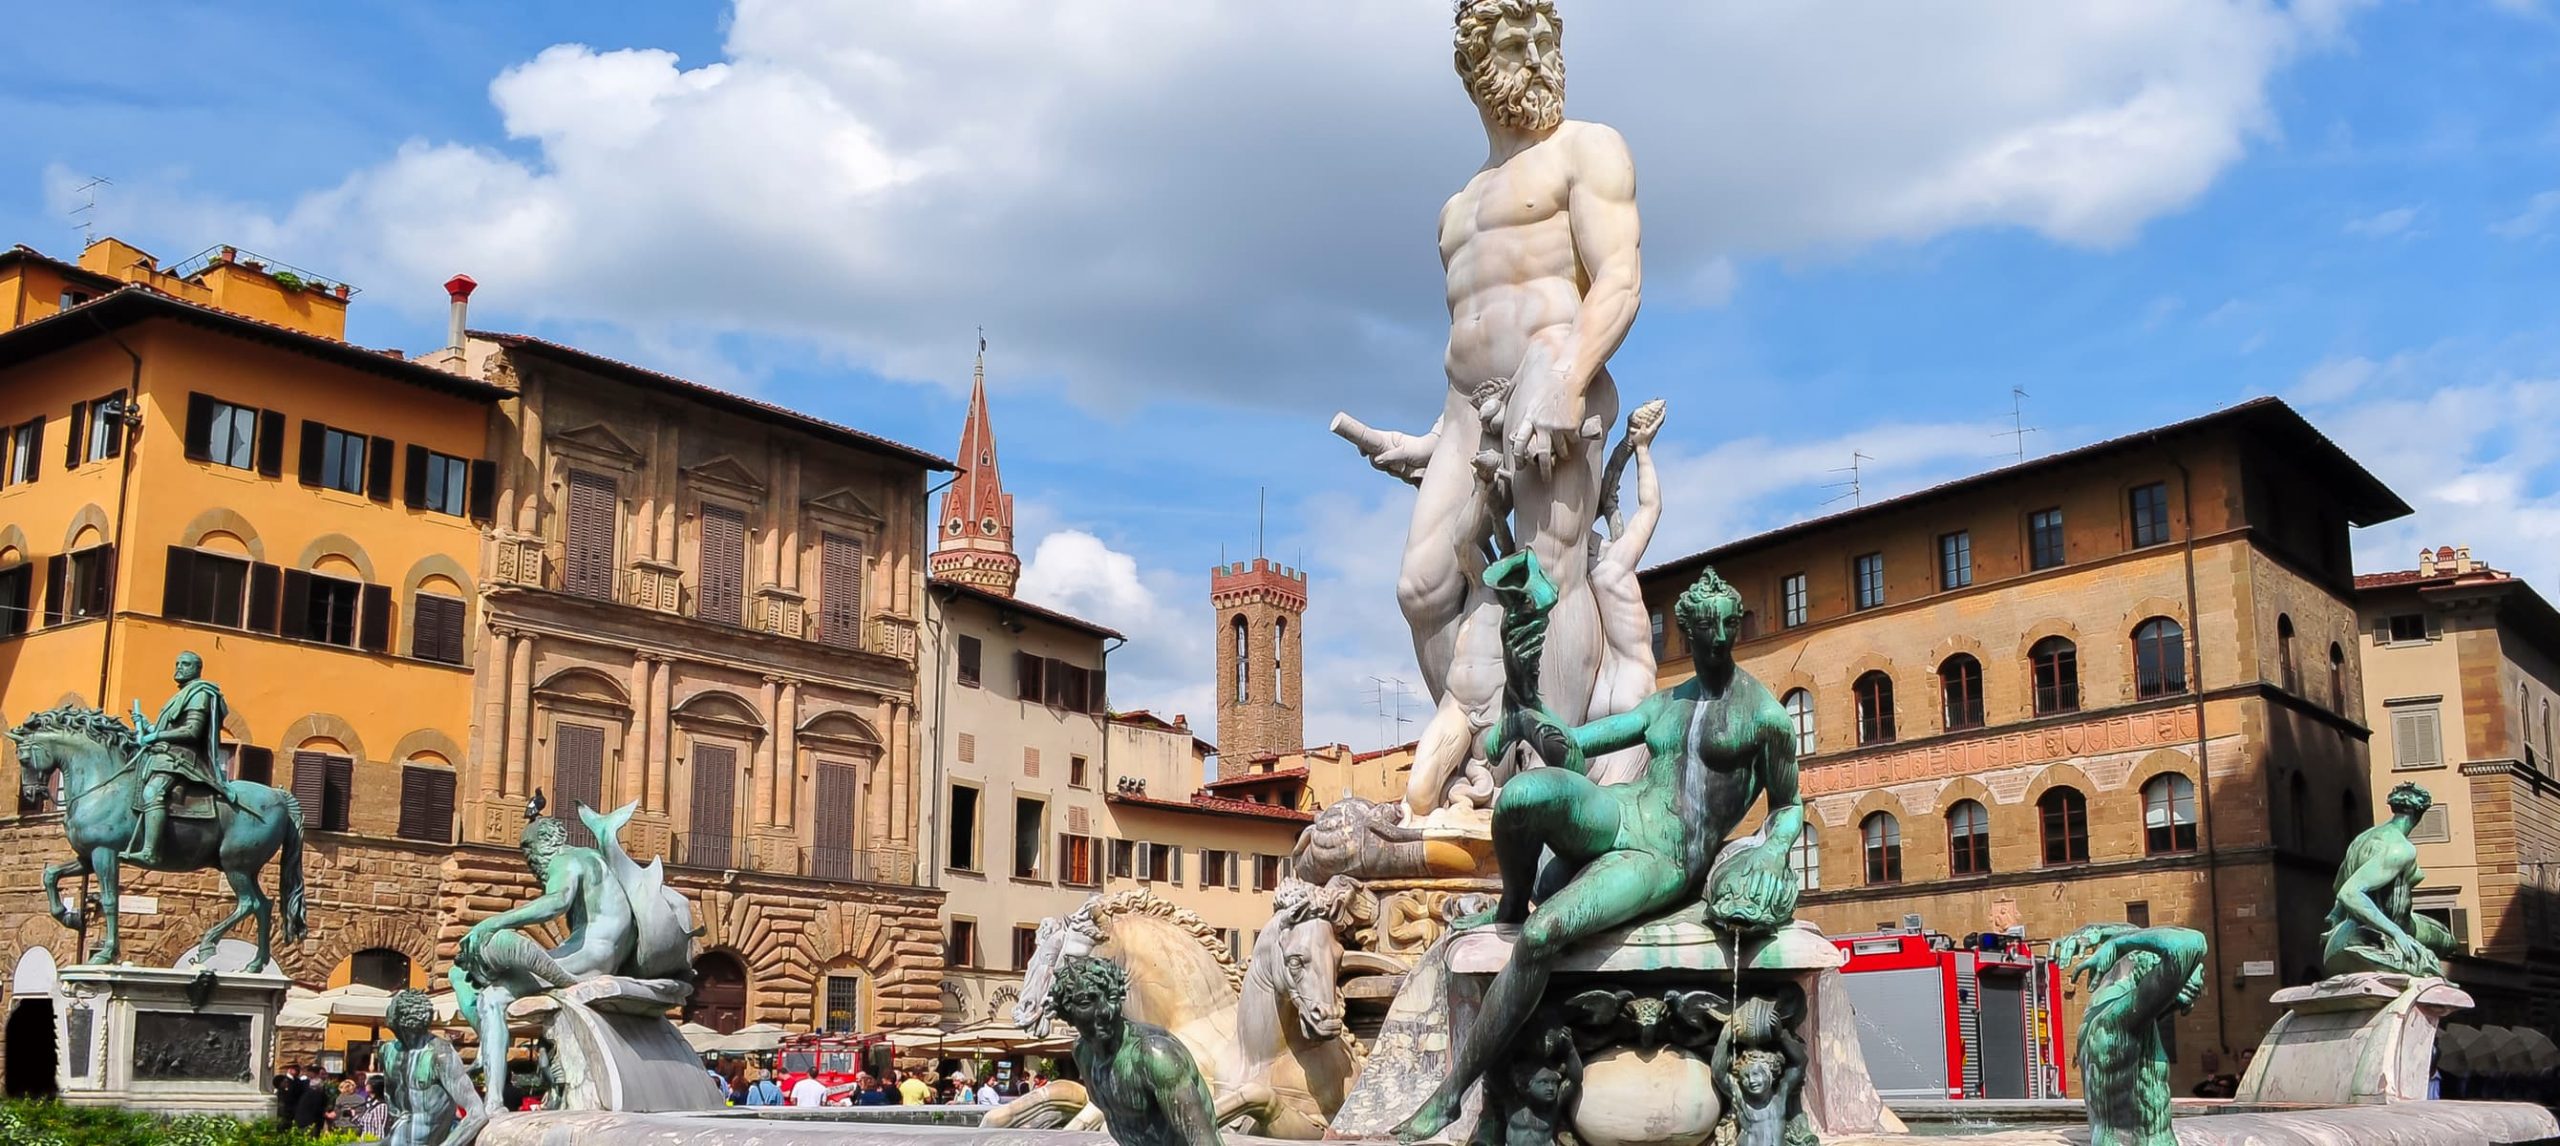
[1832,925,2067,1101]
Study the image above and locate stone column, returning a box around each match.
[506,635,535,797]
[889,700,913,850]
[655,421,679,564]
[480,628,515,799]
[650,659,675,812]
[624,656,653,807]
[756,676,781,824]
[776,680,801,828]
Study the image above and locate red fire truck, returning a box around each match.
[773,1032,890,1101]
[1832,926,2068,1101]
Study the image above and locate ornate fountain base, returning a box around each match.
[50,963,290,1118]
[516,976,727,1112]
[2233,972,2472,1106]
[1328,910,1900,1144]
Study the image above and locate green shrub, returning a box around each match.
[0,1100,365,1146]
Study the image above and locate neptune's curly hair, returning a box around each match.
[1672,567,1743,634]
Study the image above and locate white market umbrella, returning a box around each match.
[712,1022,787,1055]
[678,1021,725,1054]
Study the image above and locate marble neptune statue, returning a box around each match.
[1332,0,1645,820]
[1393,557,1808,1142]
[449,791,699,1113]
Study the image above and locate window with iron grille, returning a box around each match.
[2029,508,2065,570]
[1853,554,1884,610]
[2130,482,2171,547]
[1938,531,1972,590]
[823,975,862,1034]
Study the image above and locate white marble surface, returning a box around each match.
[1570,1046,1719,1146]
[50,963,289,1118]
[2235,973,2471,1105]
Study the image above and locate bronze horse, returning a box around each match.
[10,704,307,970]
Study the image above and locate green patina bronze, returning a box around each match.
[1394,556,1807,1142]
[383,988,488,1146]
[1050,956,1223,1146]
[2054,923,2207,1146]
[10,653,309,971]
[2323,781,2457,978]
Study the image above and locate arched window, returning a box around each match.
[2286,771,2309,850]
[1854,671,1896,745]
[2133,618,2187,698]
[2142,774,2199,855]
[684,950,750,1034]
[1231,615,1250,703]
[1946,799,1991,876]
[2276,614,2297,692]
[2038,787,2089,864]
[2330,643,2346,713]
[1861,812,1903,884]
[1939,655,1984,731]
[1789,820,1821,891]
[2031,637,2080,715]
[347,947,410,992]
[1272,618,1287,704]
[1782,689,1816,757]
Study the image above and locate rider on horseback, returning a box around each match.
[123,651,229,865]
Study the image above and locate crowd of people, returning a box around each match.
[708,1059,1051,1108]
[268,1062,393,1136]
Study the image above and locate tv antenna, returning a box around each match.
[68,176,111,248]
[1363,676,1414,749]
[1996,387,2038,461]
[1821,451,1872,508]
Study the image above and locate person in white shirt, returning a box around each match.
[976,1080,1001,1105]
[789,1074,830,1107]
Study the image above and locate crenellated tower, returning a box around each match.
[1211,557,1307,776]
[930,343,1020,596]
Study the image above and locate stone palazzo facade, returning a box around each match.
[457,332,951,1035]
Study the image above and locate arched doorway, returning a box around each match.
[6,947,59,1098]
[684,951,748,1034]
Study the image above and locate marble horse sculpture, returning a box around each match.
[1051,955,1223,1146]
[998,886,1359,1137]
[2324,781,2458,977]
[12,691,308,971]
[2054,923,2208,1146]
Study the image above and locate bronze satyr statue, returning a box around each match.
[383,987,488,1146]
[1051,956,1222,1146]
[2054,923,2207,1146]
[2323,781,2456,977]
[1395,556,1807,1142]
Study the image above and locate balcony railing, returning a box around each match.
[672,830,737,871]
[804,846,915,884]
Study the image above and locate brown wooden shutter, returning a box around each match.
[42,555,65,625]
[358,583,392,652]
[1045,659,1072,708]
[162,546,196,619]
[688,744,737,868]
[1089,666,1108,715]
[413,594,465,663]
[819,533,862,648]
[402,445,429,508]
[83,544,113,619]
[0,564,30,636]
[698,504,746,625]
[63,402,84,469]
[278,569,312,639]
[564,469,618,600]
[367,436,395,502]
[1016,652,1043,702]
[298,421,327,486]
[551,723,606,848]
[255,410,286,477]
[235,746,273,786]
[289,750,329,820]
[812,762,858,880]
[467,459,498,522]
[184,395,216,462]
[246,563,281,634]
[398,766,456,843]
[323,755,353,831]
[18,419,40,485]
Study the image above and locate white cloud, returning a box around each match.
[2492,190,2560,240]
[2343,205,2420,238]
[2293,354,2379,402]
[1017,529,1214,735]
[122,0,2369,414]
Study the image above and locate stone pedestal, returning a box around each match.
[1328,910,1902,1143]
[520,976,725,1113]
[2233,972,2471,1105]
[52,964,290,1118]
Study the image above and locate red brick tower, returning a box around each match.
[929,343,1019,596]
[1211,557,1307,777]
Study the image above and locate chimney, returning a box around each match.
[2419,547,2438,577]
[2456,544,2476,574]
[444,274,477,354]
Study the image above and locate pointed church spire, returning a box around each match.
[930,333,1021,596]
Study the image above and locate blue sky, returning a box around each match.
[6,2,2557,749]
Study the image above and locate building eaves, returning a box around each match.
[0,284,510,403]
[929,576,1124,641]
[2,245,121,293]
[1105,790,1315,824]
[1645,397,2411,581]
[475,330,954,472]
[1204,767,1309,790]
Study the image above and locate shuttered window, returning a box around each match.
[0,564,30,637]
[1016,652,1045,702]
[818,532,863,648]
[698,504,747,625]
[563,469,618,600]
[956,636,982,687]
[687,744,737,868]
[286,572,384,650]
[397,766,457,843]
[162,547,249,629]
[2390,706,2444,770]
[404,445,472,517]
[54,545,114,624]
[813,761,860,881]
[7,417,41,486]
[291,751,355,832]
[412,593,468,664]
[551,722,607,848]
